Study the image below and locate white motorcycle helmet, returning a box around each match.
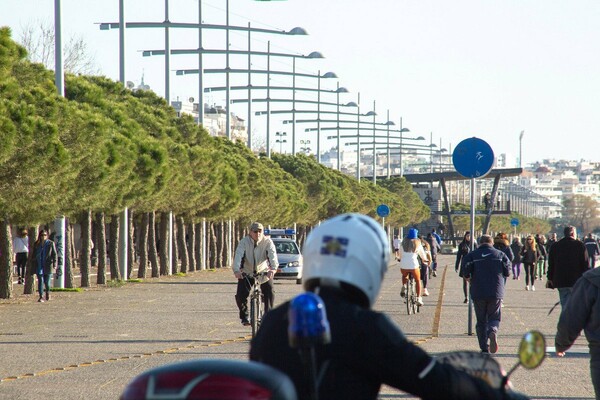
[302,213,390,308]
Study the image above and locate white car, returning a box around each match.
[272,238,303,284]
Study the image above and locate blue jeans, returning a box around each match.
[558,287,573,309]
[36,274,50,297]
[473,298,502,352]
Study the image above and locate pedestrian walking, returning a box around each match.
[420,237,432,297]
[555,266,600,399]
[456,231,476,304]
[584,233,600,268]
[426,232,441,277]
[461,235,511,354]
[536,234,548,280]
[547,226,589,308]
[13,228,29,284]
[393,235,400,261]
[521,235,540,291]
[510,237,523,280]
[32,230,57,302]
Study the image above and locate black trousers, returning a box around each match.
[16,252,27,278]
[235,276,274,319]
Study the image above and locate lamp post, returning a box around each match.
[275,131,287,153]
[370,100,377,184]
[519,130,525,168]
[300,139,311,154]
[384,110,395,178]
[398,118,411,177]
[336,83,349,171]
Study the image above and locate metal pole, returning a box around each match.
[317,70,321,163]
[266,41,271,158]
[225,0,231,140]
[386,109,390,178]
[372,100,376,184]
[356,92,361,180]
[118,0,128,282]
[198,1,204,126]
[336,82,341,171]
[468,177,476,335]
[292,58,296,155]
[247,23,252,148]
[202,217,206,270]
[165,0,170,101]
[53,0,65,289]
[168,211,173,275]
[399,117,404,177]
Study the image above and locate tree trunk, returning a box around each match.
[0,219,13,299]
[177,217,188,273]
[148,211,159,278]
[23,227,37,295]
[159,212,169,275]
[127,209,135,279]
[209,222,217,269]
[109,214,121,280]
[64,220,74,288]
[195,222,203,271]
[187,222,196,272]
[80,210,92,288]
[215,221,223,269]
[96,212,107,285]
[91,217,98,267]
[171,217,179,274]
[138,212,149,279]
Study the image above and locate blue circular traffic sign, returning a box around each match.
[452,137,495,179]
[511,218,519,227]
[376,204,390,218]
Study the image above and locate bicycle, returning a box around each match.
[403,273,420,315]
[243,272,267,337]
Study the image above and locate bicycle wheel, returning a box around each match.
[251,293,260,337]
[406,281,413,315]
[409,280,418,314]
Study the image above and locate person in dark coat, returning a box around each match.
[461,235,511,354]
[510,237,523,280]
[426,233,441,277]
[547,226,589,308]
[32,230,57,302]
[455,232,476,304]
[584,233,600,268]
[521,235,540,291]
[555,267,600,399]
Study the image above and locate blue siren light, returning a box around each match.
[288,293,331,348]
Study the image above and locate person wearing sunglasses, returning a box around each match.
[32,230,57,302]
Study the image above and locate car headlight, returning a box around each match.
[287,261,300,268]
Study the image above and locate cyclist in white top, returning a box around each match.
[398,228,427,306]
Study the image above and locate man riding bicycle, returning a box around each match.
[233,222,278,326]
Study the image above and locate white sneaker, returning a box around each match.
[531,285,536,291]
[416,297,424,306]
[526,285,530,291]
[400,286,406,298]
[423,288,430,296]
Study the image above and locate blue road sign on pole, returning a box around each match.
[511,218,519,227]
[452,137,495,179]
[377,204,390,218]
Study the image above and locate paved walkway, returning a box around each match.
[0,254,595,399]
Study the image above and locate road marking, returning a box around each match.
[0,334,253,384]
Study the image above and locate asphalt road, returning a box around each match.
[0,254,595,399]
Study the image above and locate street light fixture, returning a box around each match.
[275,131,287,153]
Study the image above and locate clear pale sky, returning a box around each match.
[2,0,600,166]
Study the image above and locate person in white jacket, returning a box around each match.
[232,222,279,326]
[398,228,427,306]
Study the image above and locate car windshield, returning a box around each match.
[274,241,299,255]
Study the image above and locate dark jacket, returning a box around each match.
[556,267,600,353]
[547,237,589,288]
[461,244,511,300]
[584,238,600,259]
[250,287,507,400]
[520,246,540,265]
[426,235,440,257]
[33,239,57,275]
[510,242,523,264]
[455,240,475,273]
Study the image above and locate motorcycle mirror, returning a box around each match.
[518,330,547,370]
